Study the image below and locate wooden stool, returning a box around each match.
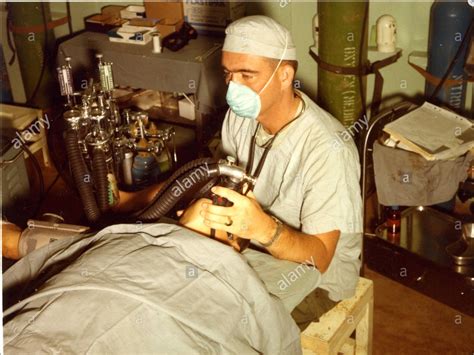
[301,277,374,355]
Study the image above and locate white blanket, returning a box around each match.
[3,223,302,354]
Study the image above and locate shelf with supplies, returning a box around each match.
[57,31,227,151]
[365,206,474,316]
[147,106,225,148]
[361,101,474,317]
[148,107,197,128]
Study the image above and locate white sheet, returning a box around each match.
[3,223,302,354]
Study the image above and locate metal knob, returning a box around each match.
[226,156,236,165]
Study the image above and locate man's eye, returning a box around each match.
[242,74,253,80]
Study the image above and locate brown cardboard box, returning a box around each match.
[144,1,183,20]
[155,18,184,38]
[85,5,127,33]
[101,5,126,19]
[128,18,160,28]
[183,1,245,36]
[144,1,184,38]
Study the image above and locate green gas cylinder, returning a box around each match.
[8,2,57,109]
[317,1,369,128]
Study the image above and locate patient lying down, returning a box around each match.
[2,194,322,354]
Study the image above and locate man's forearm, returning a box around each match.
[263,222,336,273]
[113,181,165,214]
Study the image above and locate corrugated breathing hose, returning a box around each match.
[65,130,100,223]
[91,148,109,213]
[136,158,219,221]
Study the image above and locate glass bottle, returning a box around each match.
[386,205,401,235]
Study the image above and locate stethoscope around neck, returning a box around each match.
[244,93,306,192]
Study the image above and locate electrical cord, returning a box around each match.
[17,137,45,218]
[43,173,61,199]
[66,0,73,35]
[45,110,77,192]
[428,19,474,102]
[5,3,16,65]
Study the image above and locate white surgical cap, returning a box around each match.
[223,15,297,61]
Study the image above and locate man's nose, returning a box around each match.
[225,72,235,84]
[226,73,245,85]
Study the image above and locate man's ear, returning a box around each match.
[278,63,295,90]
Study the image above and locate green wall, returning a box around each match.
[16,1,474,114]
[247,1,471,115]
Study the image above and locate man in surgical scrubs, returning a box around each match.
[177,15,363,326]
[114,15,362,323]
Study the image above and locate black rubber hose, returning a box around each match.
[92,148,109,213]
[65,130,100,223]
[134,157,217,218]
[137,160,219,221]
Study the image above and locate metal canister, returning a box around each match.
[63,108,82,131]
[122,151,134,186]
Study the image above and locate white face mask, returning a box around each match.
[225,34,288,120]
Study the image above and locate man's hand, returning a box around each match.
[200,186,276,244]
[200,186,341,272]
[178,198,213,236]
[178,197,247,251]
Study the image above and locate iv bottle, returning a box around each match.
[156,151,171,173]
[386,206,401,235]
